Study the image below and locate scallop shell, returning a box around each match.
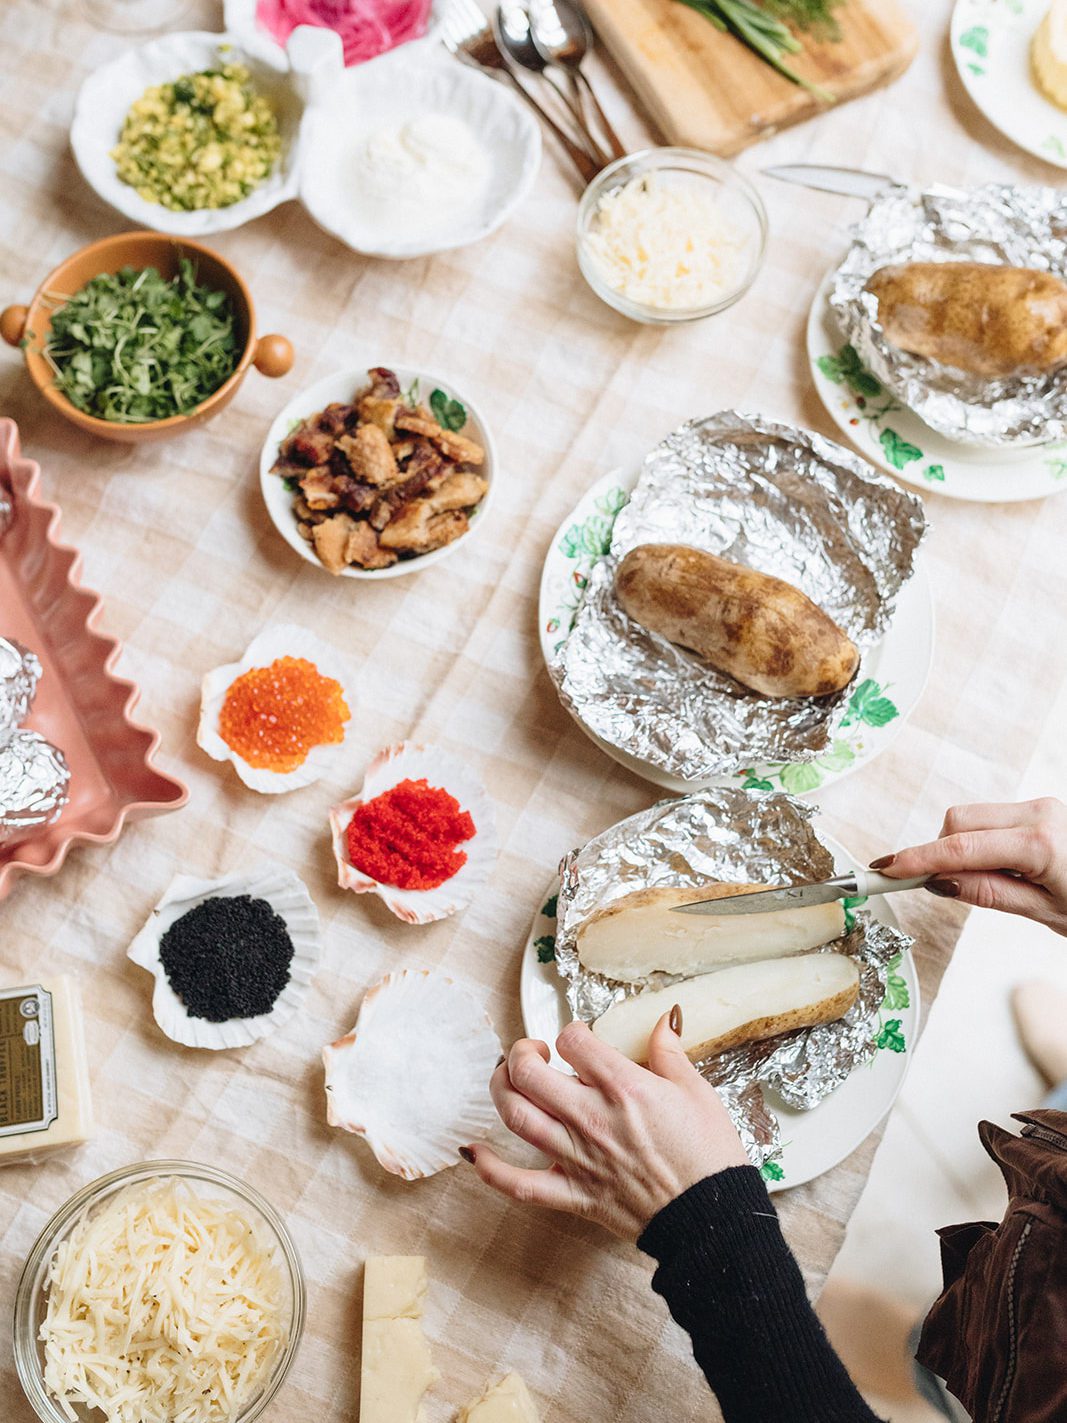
[127,864,323,1050]
[197,624,352,794]
[323,969,502,1178]
[328,742,497,923]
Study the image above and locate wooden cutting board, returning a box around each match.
[582,0,918,156]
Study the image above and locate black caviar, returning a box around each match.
[159,894,293,1023]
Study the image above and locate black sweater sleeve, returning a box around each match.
[638,1165,885,1423]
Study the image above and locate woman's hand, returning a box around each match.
[871,797,1067,936]
[462,1012,748,1241]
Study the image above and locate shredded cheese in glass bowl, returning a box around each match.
[13,1162,305,1423]
[577,148,768,324]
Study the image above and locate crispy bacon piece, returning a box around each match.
[365,367,401,399]
[379,504,469,553]
[311,514,358,574]
[425,472,489,513]
[336,425,399,487]
[393,409,485,466]
[299,471,340,510]
[344,521,398,570]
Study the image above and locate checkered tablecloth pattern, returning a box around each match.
[1,1,1066,1419]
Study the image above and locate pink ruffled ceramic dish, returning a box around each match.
[0,420,187,898]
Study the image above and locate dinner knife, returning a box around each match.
[670,870,930,917]
[761,164,896,201]
[762,163,968,204]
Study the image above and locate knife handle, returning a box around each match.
[852,870,930,898]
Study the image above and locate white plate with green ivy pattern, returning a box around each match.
[519,834,920,1191]
[951,0,1067,169]
[539,469,933,796]
[808,267,1067,503]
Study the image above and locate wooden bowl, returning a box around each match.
[0,231,294,444]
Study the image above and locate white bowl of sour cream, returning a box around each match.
[298,51,541,258]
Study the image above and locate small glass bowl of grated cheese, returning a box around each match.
[577,147,768,324]
[13,1162,305,1423]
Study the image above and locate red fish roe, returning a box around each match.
[219,656,349,772]
[345,777,476,890]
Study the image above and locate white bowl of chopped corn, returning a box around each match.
[70,31,306,236]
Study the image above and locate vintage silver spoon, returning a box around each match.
[529,0,626,160]
[493,2,610,165]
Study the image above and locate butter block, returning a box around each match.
[458,1373,541,1423]
[0,977,92,1164]
[360,1256,438,1423]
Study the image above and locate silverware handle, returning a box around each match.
[502,68,601,183]
[574,68,626,159]
[550,69,612,166]
[851,870,930,898]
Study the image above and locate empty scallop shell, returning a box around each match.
[127,864,323,1050]
[328,742,497,923]
[198,624,352,794]
[323,969,502,1179]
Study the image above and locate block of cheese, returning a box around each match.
[360,1256,438,1423]
[576,884,845,984]
[0,977,92,1163]
[458,1373,541,1423]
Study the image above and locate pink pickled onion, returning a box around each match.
[256,0,433,65]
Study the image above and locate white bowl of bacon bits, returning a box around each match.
[328,742,497,923]
[259,363,495,578]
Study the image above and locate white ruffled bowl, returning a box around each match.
[259,360,497,580]
[329,742,497,923]
[198,623,352,794]
[297,51,541,259]
[127,865,323,1050]
[70,31,307,236]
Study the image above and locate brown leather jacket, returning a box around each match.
[917,1110,1067,1423]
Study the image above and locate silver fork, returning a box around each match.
[441,0,602,184]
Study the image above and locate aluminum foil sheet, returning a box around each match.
[0,638,41,748]
[550,412,926,782]
[830,182,1067,447]
[555,788,913,1164]
[0,730,70,845]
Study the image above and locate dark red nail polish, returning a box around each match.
[669,1004,683,1036]
[458,1146,476,1164]
[869,854,896,870]
[926,878,961,899]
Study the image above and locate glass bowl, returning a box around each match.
[576,147,768,325]
[12,1160,306,1423]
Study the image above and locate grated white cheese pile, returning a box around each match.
[583,173,755,312]
[40,1177,287,1423]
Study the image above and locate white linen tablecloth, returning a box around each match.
[1,1,1064,1419]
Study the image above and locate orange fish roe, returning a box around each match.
[218,656,349,772]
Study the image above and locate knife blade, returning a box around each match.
[670,870,930,917]
[761,163,896,201]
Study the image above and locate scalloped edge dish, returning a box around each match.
[328,741,496,923]
[0,420,187,899]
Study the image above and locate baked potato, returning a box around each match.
[591,952,861,1065]
[865,261,1067,378]
[576,883,845,983]
[614,543,859,699]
